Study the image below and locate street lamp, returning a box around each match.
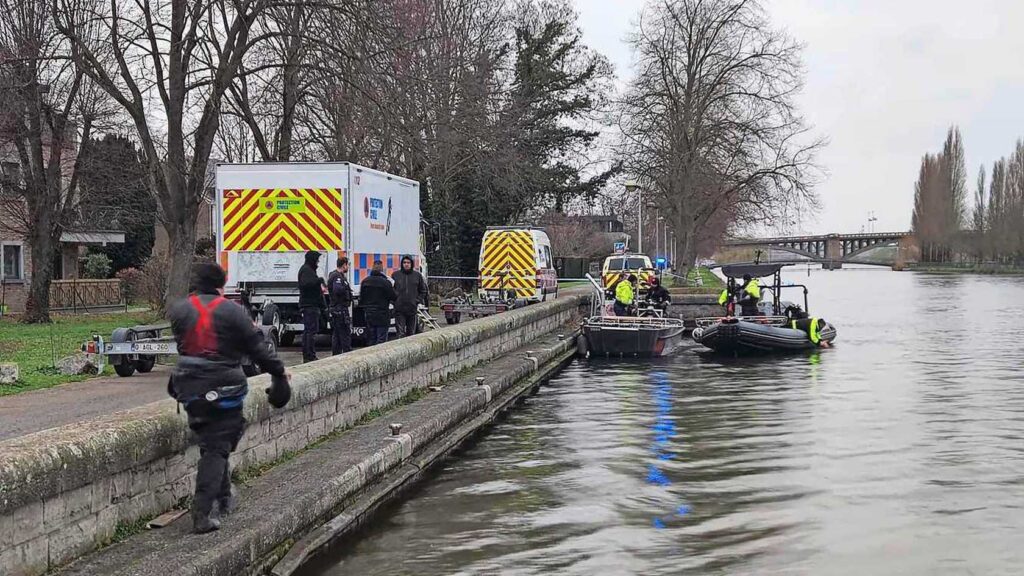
[868,211,878,233]
[625,180,640,253]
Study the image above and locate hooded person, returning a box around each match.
[360,260,397,345]
[167,262,290,534]
[391,255,428,338]
[297,250,325,362]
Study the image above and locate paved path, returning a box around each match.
[0,348,306,441]
[0,292,585,442]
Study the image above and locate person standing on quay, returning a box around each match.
[167,263,291,533]
[360,261,396,345]
[391,255,427,338]
[298,250,326,362]
[327,257,353,354]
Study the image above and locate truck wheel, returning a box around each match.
[135,356,156,373]
[261,304,282,333]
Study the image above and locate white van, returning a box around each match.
[478,227,557,303]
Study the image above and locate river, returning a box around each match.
[302,267,1024,575]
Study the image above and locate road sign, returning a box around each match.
[613,242,626,254]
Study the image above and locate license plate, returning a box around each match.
[132,342,173,353]
[104,342,177,355]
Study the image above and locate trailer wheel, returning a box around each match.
[135,356,156,373]
[110,328,136,377]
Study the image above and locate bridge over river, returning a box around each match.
[721,231,919,269]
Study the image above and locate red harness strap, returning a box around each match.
[183,295,227,356]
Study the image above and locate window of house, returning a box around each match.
[2,243,24,281]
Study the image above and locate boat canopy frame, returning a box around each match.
[715,262,811,316]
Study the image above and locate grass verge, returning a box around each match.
[0,310,158,396]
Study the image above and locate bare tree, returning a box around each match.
[53,0,271,307]
[910,127,969,262]
[619,0,821,268]
[0,0,109,322]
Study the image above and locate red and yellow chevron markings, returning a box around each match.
[479,229,537,298]
[222,188,344,251]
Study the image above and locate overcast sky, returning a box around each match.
[574,0,1024,235]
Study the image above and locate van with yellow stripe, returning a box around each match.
[478,227,557,303]
[602,253,655,293]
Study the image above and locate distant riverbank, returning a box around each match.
[907,263,1024,276]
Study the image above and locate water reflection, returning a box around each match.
[305,268,1024,575]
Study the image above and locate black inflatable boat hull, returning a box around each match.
[692,319,836,353]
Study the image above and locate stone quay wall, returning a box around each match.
[0,293,587,576]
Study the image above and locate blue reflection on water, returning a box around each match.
[648,370,690,528]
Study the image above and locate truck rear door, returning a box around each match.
[216,164,347,289]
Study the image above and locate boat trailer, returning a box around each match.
[82,322,278,378]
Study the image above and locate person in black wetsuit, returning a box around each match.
[168,263,291,533]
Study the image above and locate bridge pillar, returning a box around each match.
[824,237,843,270]
[893,235,920,270]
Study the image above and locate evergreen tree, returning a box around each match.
[78,135,155,271]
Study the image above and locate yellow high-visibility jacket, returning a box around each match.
[615,280,634,306]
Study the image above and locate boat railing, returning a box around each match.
[586,315,685,328]
[694,315,790,328]
[584,273,608,317]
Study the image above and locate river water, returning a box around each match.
[303,267,1024,575]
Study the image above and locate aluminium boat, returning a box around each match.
[578,274,686,358]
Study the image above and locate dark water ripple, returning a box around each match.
[304,269,1024,576]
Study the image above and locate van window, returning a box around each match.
[606,258,624,271]
[542,246,552,269]
[626,258,647,269]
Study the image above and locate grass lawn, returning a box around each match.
[0,310,159,396]
[663,267,724,291]
[693,267,724,288]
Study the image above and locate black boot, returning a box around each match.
[193,509,221,534]
[216,493,237,518]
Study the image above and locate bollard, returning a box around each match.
[389,423,403,436]
[558,334,565,340]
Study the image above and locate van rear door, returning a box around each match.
[479,229,538,299]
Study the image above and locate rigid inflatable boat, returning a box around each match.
[693,262,837,354]
[692,316,836,353]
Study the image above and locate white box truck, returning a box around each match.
[215,162,433,345]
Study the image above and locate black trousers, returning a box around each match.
[368,325,389,345]
[190,411,245,519]
[331,311,352,355]
[301,307,320,362]
[395,312,418,338]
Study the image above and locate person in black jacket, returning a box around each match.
[391,255,428,338]
[326,257,353,354]
[359,261,396,345]
[297,250,325,362]
[168,263,291,534]
[645,277,672,313]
